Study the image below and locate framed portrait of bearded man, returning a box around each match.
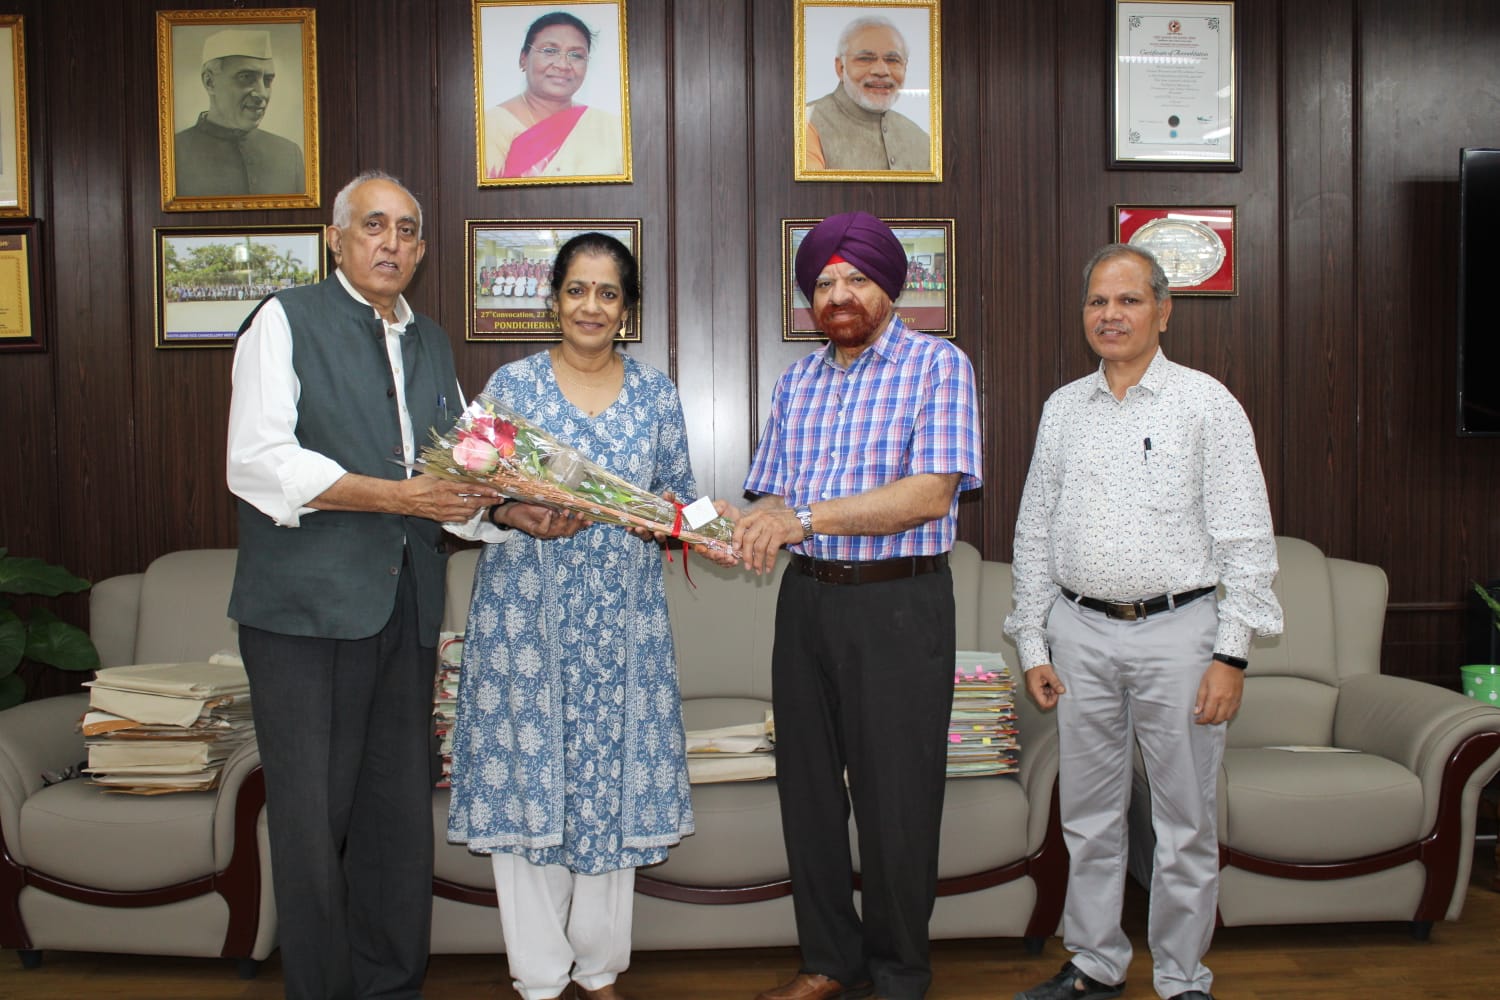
[156,8,320,211]
[473,1,633,187]
[795,0,942,183]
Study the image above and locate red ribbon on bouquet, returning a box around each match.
[664,500,696,588]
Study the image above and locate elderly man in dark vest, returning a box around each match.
[804,16,931,172]
[226,170,499,999]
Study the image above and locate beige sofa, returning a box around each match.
[429,541,1066,953]
[0,541,1063,971]
[1126,536,1500,937]
[0,549,274,976]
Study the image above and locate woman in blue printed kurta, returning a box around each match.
[446,234,697,1000]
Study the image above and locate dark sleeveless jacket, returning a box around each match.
[228,276,458,644]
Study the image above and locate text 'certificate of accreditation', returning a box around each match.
[1112,2,1236,167]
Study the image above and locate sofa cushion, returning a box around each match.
[20,780,218,890]
[133,549,239,663]
[1228,676,1338,749]
[847,775,1031,880]
[651,779,788,886]
[1221,748,1423,862]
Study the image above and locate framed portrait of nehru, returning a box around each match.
[473,1,632,187]
[795,0,942,183]
[156,9,319,212]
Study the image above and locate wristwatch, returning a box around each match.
[1212,652,1249,670]
[794,505,815,541]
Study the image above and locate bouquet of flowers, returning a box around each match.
[417,394,737,559]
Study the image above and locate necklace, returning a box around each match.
[553,351,619,389]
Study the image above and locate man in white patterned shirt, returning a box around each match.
[1004,244,1282,1000]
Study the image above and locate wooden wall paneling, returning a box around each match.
[1356,2,1500,583]
[1356,0,1500,683]
[670,0,751,502]
[0,1,56,564]
[1277,0,1357,557]
[43,1,139,585]
[978,3,1061,561]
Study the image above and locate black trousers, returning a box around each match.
[772,565,956,1000]
[239,563,435,1000]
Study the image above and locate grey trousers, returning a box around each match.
[240,564,435,1000]
[1047,593,1223,999]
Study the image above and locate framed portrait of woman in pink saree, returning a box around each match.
[473,1,632,187]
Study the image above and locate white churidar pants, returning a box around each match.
[1047,593,1224,999]
[490,853,635,1000]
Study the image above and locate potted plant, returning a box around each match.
[1463,582,1500,704]
[0,549,101,710]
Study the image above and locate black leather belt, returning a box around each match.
[1060,585,1214,621]
[789,552,949,586]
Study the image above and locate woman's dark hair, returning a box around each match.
[549,232,641,311]
[521,12,595,56]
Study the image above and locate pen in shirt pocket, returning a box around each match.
[1143,437,1152,463]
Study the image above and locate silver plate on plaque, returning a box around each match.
[1127,217,1226,287]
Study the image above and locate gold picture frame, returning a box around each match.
[157,8,320,211]
[466,219,643,342]
[781,217,955,340]
[0,221,42,352]
[473,1,633,187]
[0,15,29,218]
[153,225,326,348]
[794,0,942,183]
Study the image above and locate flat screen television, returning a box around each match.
[1459,147,1500,436]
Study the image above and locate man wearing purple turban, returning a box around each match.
[722,212,982,1000]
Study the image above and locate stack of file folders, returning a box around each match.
[82,659,253,794]
[684,712,776,784]
[947,651,1020,778]
[432,633,464,788]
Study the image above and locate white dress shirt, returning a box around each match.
[1003,349,1283,670]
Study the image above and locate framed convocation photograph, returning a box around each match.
[157,8,320,211]
[467,219,642,342]
[0,15,28,218]
[154,225,325,348]
[0,221,42,353]
[474,1,632,187]
[1115,205,1236,295]
[794,0,942,183]
[1111,1,1238,170]
[781,218,954,340]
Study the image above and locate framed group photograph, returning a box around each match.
[473,1,632,187]
[781,217,954,340]
[156,8,320,211]
[1116,205,1236,295]
[0,15,28,218]
[0,221,42,353]
[794,0,942,183]
[153,225,326,348]
[466,219,642,342]
[1110,1,1239,170]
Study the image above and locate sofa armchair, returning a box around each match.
[0,549,275,975]
[429,540,1067,953]
[1126,536,1500,937]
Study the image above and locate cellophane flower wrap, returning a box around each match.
[419,394,737,558]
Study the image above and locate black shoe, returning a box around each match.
[1170,993,1214,1000]
[1014,961,1124,1000]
